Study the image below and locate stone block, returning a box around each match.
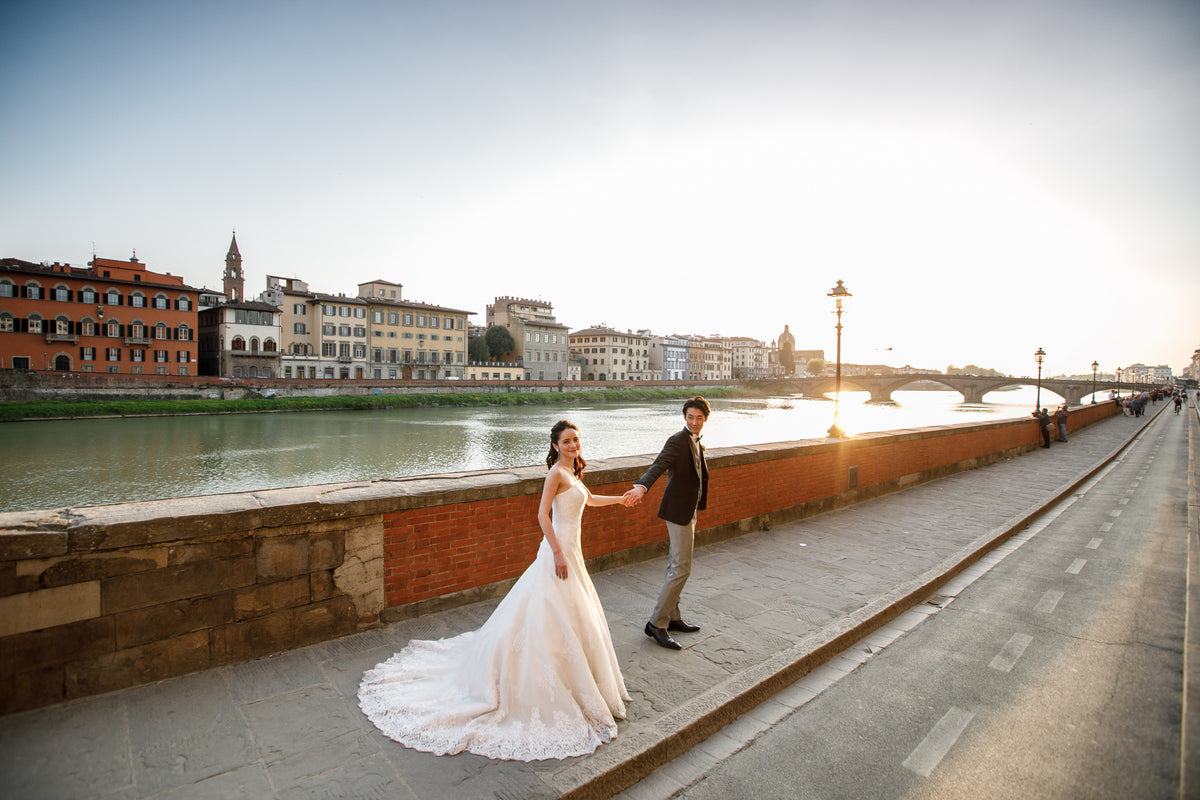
[256,536,308,579]
[1,665,65,715]
[0,616,114,676]
[100,557,255,615]
[344,519,383,557]
[114,592,235,649]
[0,531,68,561]
[293,596,357,643]
[309,530,344,571]
[234,576,310,621]
[65,630,212,700]
[0,581,102,638]
[36,549,167,588]
[309,570,336,602]
[212,609,297,664]
[168,536,254,565]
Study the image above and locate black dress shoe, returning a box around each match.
[667,620,701,633]
[644,622,682,650]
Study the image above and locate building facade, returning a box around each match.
[722,336,768,380]
[487,296,571,381]
[569,326,651,381]
[197,301,282,378]
[0,255,199,375]
[358,280,472,380]
[648,334,690,380]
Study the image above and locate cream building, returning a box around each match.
[487,296,571,381]
[569,326,651,381]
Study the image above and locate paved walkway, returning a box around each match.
[0,404,1182,800]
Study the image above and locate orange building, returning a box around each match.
[0,254,201,375]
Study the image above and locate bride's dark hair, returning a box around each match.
[546,419,586,478]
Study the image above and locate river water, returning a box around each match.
[0,387,1070,513]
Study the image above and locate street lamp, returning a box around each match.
[1034,347,1046,410]
[1091,360,1099,404]
[827,280,852,438]
[1116,366,1122,398]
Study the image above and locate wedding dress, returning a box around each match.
[358,480,630,760]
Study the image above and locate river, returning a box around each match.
[0,387,1072,513]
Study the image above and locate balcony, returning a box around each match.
[124,336,151,345]
[45,332,79,344]
[337,356,353,363]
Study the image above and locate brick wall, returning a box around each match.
[0,401,1119,713]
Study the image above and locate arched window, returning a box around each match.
[0,280,14,298]
[176,324,191,341]
[232,337,246,351]
[176,296,191,311]
[54,316,70,335]
[0,312,13,332]
[27,313,44,333]
[155,323,168,340]
[106,320,120,337]
[54,354,71,371]
[130,292,146,308]
[105,288,121,305]
[80,287,98,304]
[250,338,260,353]
[53,284,70,302]
[153,294,169,310]
[129,321,145,339]
[263,338,277,353]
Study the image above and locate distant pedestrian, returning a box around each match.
[1033,407,1052,448]
[1055,405,1068,442]
[1175,395,1183,414]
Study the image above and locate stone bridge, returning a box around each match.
[781,373,1120,405]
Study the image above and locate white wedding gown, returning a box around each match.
[358,480,630,760]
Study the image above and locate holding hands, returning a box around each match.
[622,485,646,507]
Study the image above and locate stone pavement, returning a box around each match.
[0,405,1172,800]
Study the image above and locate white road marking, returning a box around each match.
[1066,558,1087,575]
[903,707,975,777]
[1035,590,1064,614]
[1087,538,1103,549]
[989,633,1034,673]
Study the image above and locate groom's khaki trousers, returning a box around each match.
[650,512,696,629]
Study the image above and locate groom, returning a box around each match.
[624,396,710,650]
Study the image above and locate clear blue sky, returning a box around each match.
[2,0,1197,377]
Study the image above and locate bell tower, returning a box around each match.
[223,232,244,303]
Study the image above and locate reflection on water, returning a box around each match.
[0,388,1053,512]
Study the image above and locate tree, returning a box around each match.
[484,325,516,361]
[807,357,826,376]
[468,336,489,362]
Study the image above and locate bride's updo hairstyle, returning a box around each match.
[546,419,586,478]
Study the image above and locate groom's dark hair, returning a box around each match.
[682,396,710,418]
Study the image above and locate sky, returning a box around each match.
[2,0,1197,378]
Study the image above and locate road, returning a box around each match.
[623,405,1192,800]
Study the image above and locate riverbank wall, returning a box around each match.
[0,369,719,403]
[0,401,1120,714]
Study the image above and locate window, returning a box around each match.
[429,314,439,328]
[339,307,351,318]
[444,317,454,330]
[354,345,365,358]
[354,308,365,319]
[155,323,168,340]
[388,311,399,325]
[176,324,191,341]
[130,323,144,339]
[177,351,190,363]
[130,293,146,308]
[263,339,277,352]
[0,281,14,297]
[322,343,336,357]
[322,324,336,336]
[323,305,336,316]
[231,337,245,350]
[53,286,69,302]
[155,350,168,363]
[338,326,351,336]
[294,323,306,334]
[294,304,307,315]
[403,312,413,325]
[176,296,191,311]
[416,314,426,327]
[81,346,95,361]
[354,326,365,337]
[106,348,121,361]
[105,289,121,305]
[373,310,383,324]
[131,349,144,362]
[80,287,97,304]
[25,283,42,300]
[28,316,43,333]
[106,321,119,337]
[0,313,13,332]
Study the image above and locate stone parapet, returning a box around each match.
[0,401,1120,713]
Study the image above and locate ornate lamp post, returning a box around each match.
[1034,347,1046,410]
[1091,360,1099,404]
[1116,366,1122,398]
[827,280,852,438]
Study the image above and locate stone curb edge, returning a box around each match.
[556,408,1161,800]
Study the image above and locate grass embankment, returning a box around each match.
[0,387,745,421]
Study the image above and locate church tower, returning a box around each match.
[223,232,244,303]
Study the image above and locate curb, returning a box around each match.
[561,407,1163,800]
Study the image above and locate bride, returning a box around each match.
[358,420,632,760]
